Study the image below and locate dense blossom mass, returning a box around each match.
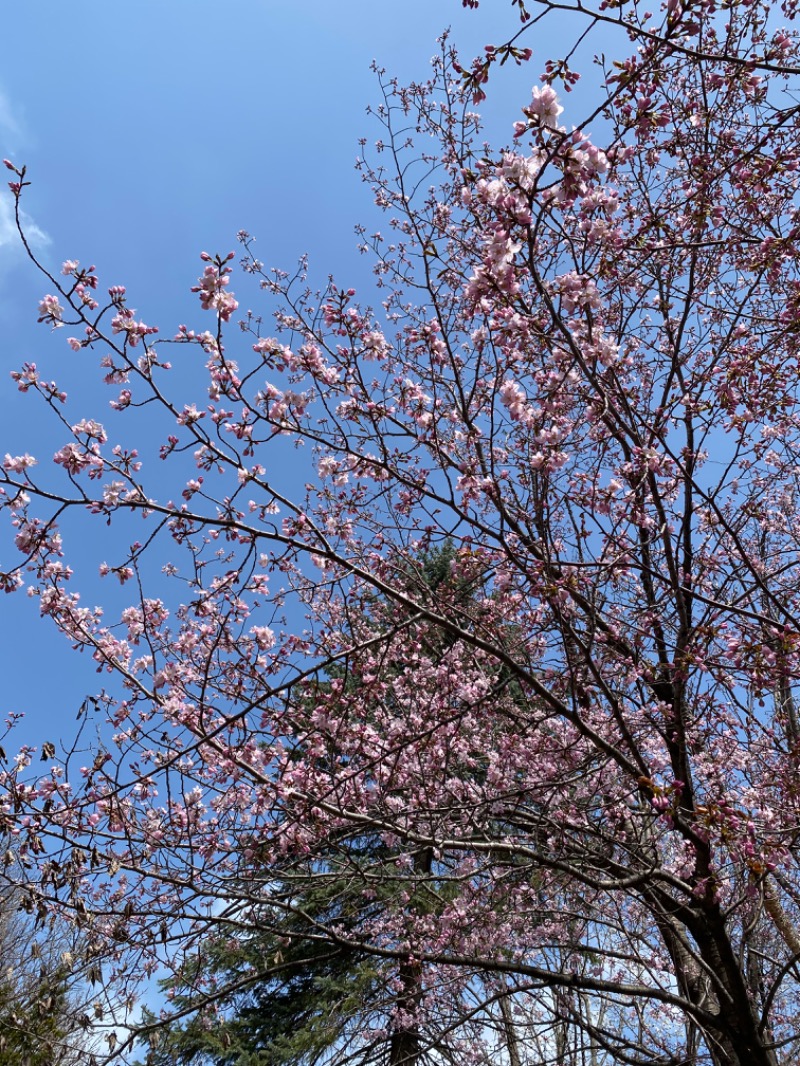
[3,0,800,1062]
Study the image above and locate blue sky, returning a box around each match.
[0,1,611,748]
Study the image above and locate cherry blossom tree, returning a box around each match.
[3,0,800,1062]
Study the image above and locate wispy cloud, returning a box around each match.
[0,87,49,260]
[0,196,18,249]
[0,196,49,253]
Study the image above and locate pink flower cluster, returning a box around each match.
[192,256,239,322]
[37,294,64,327]
[524,84,564,129]
[111,309,159,347]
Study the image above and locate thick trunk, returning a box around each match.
[389,1019,421,1066]
[655,903,779,1066]
[389,847,432,1066]
[389,956,423,1066]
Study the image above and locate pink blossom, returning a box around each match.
[101,482,126,507]
[192,265,239,321]
[250,626,276,650]
[527,84,564,129]
[3,454,37,474]
[177,405,205,425]
[53,443,98,475]
[72,419,107,443]
[37,294,64,327]
[318,456,341,479]
[111,309,158,347]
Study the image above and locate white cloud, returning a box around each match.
[0,88,49,259]
[0,196,14,248]
[0,195,49,255]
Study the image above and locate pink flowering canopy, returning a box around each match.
[4,0,800,1062]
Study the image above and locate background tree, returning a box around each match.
[2,0,800,1063]
[0,870,99,1065]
